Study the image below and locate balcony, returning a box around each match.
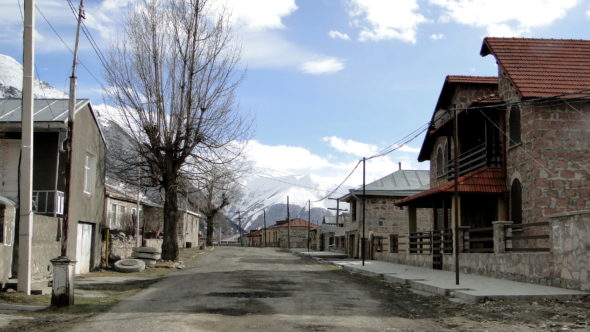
[447,142,501,180]
[33,190,64,216]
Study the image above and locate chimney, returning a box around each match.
[398,162,402,171]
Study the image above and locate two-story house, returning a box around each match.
[0,98,106,281]
[340,168,430,260]
[396,38,590,290]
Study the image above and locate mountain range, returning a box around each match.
[0,53,341,232]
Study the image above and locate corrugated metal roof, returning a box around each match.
[0,98,89,122]
[481,37,590,98]
[341,170,430,200]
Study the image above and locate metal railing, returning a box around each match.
[32,190,64,216]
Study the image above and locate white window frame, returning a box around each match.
[83,152,97,195]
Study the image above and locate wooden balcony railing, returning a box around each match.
[447,142,502,179]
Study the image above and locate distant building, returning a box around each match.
[264,218,318,249]
[339,168,430,260]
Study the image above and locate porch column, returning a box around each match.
[492,220,513,253]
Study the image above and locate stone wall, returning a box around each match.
[375,211,590,291]
[550,211,590,290]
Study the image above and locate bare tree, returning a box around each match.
[104,0,249,260]
[198,165,242,246]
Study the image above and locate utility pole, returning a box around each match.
[263,210,267,247]
[18,0,35,295]
[135,167,141,247]
[307,200,311,252]
[287,196,291,249]
[453,106,461,285]
[237,210,243,238]
[51,0,84,307]
[362,157,366,266]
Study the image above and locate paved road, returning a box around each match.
[70,247,534,332]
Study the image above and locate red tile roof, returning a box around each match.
[396,168,506,206]
[481,38,590,98]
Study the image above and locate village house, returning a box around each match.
[263,218,318,249]
[339,167,430,260]
[318,215,346,252]
[0,98,106,282]
[396,37,590,290]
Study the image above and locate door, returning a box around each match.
[76,222,93,274]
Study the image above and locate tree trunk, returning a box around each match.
[161,168,179,261]
[206,217,214,246]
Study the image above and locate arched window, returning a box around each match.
[510,179,522,224]
[436,147,444,177]
[509,105,521,146]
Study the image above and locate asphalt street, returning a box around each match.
[70,247,537,332]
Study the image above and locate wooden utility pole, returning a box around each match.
[287,196,291,249]
[263,210,267,247]
[18,0,35,295]
[50,0,84,307]
[362,157,366,266]
[453,106,461,285]
[307,200,310,252]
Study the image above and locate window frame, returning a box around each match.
[83,152,97,195]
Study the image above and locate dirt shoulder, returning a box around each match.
[0,247,208,332]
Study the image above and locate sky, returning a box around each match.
[2,0,590,195]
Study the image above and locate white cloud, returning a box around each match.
[430,33,445,40]
[430,0,579,36]
[322,136,378,157]
[329,30,351,40]
[301,58,345,75]
[244,140,333,173]
[222,0,297,31]
[348,0,427,43]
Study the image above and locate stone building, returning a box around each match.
[397,38,590,290]
[339,168,431,260]
[264,218,318,249]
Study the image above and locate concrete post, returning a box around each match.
[458,226,470,253]
[50,256,76,306]
[492,221,513,254]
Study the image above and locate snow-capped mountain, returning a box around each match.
[0,54,67,98]
[227,173,349,231]
[0,53,344,233]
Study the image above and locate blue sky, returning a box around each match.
[2,0,590,191]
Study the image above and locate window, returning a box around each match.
[374,236,383,252]
[509,106,521,146]
[351,201,357,221]
[510,179,522,224]
[389,234,398,253]
[83,153,97,195]
[110,203,118,227]
[436,147,444,177]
